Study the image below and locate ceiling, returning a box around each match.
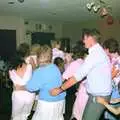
[0,0,119,22]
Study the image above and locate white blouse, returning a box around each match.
[9,64,32,85]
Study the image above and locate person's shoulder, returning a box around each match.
[49,63,58,70]
[70,59,83,66]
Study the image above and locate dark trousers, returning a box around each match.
[83,95,110,120]
[64,85,77,120]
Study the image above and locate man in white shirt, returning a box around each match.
[50,29,112,120]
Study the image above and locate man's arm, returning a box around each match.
[105,104,120,115]
[50,54,96,96]
[97,97,120,115]
[50,76,77,96]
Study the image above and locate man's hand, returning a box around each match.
[96,96,108,105]
[50,87,62,96]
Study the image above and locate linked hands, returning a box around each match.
[50,87,62,96]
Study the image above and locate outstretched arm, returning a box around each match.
[105,104,120,115]
[50,76,77,96]
[97,97,120,115]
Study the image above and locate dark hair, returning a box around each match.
[9,51,25,70]
[82,28,101,42]
[103,38,119,53]
[72,40,88,59]
[54,57,64,73]
[17,43,30,58]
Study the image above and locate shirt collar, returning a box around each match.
[88,43,100,54]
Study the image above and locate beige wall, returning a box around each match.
[0,15,120,48]
[0,16,63,47]
[99,18,120,41]
[62,18,120,46]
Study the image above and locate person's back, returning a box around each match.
[85,43,112,96]
[9,54,35,120]
[27,63,66,101]
[26,45,66,120]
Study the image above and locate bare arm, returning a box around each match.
[60,76,77,90]
[105,104,120,115]
[29,57,36,69]
[97,97,120,115]
[50,76,77,96]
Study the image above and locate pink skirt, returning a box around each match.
[72,82,89,120]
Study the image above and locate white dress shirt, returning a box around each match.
[74,43,112,96]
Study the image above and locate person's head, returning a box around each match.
[30,44,40,55]
[72,40,88,60]
[37,45,52,66]
[103,38,119,57]
[9,51,26,70]
[17,43,30,58]
[54,57,64,73]
[64,53,73,64]
[51,40,61,49]
[82,28,101,49]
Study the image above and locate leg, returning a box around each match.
[12,92,34,120]
[12,93,25,120]
[82,95,107,120]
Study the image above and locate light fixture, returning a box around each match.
[86,2,95,11]
[99,7,108,17]
[86,0,112,17]
[17,0,24,3]
[8,1,15,4]
[93,5,101,13]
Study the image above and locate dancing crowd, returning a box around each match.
[6,28,120,120]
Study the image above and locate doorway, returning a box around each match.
[0,29,16,61]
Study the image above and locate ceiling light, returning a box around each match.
[17,0,24,3]
[86,0,112,18]
[8,1,15,4]
[86,2,95,11]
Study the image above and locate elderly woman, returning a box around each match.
[19,45,66,120]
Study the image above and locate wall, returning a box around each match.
[0,16,63,47]
[99,18,120,41]
[0,15,120,48]
[24,20,63,45]
[62,18,120,46]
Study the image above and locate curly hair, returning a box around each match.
[37,45,52,65]
[103,38,119,53]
